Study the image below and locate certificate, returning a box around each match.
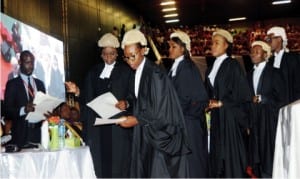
[25,92,64,123]
[94,117,126,126]
[86,92,122,119]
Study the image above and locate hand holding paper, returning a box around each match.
[25,92,64,123]
[118,115,138,128]
[87,92,122,119]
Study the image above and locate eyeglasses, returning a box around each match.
[265,36,280,43]
[123,53,138,62]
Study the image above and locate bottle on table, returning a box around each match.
[58,118,65,149]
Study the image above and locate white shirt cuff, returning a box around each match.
[20,106,26,116]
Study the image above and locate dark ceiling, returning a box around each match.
[125,0,300,26]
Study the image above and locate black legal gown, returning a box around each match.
[205,57,252,177]
[128,59,191,178]
[247,64,286,177]
[80,61,133,178]
[268,52,300,104]
[169,58,209,177]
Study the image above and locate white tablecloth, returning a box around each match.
[273,100,300,178]
[0,146,96,178]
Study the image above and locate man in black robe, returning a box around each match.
[66,33,133,178]
[116,29,191,178]
[266,26,300,104]
[247,41,286,177]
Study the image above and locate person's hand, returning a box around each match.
[25,102,35,113]
[252,95,261,103]
[65,81,80,96]
[206,99,223,112]
[115,100,128,110]
[118,116,138,128]
[43,111,55,119]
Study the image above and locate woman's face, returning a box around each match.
[101,47,118,65]
[211,35,228,57]
[123,44,145,70]
[168,40,184,59]
[60,104,71,119]
[70,109,80,121]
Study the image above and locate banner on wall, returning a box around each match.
[0,13,65,100]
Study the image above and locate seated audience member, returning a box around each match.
[70,107,80,121]
[50,102,82,137]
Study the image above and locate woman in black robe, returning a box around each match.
[205,29,252,177]
[168,31,209,177]
[66,33,133,178]
[116,29,191,178]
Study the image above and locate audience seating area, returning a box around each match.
[148,23,300,57]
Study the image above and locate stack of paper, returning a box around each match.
[86,92,125,125]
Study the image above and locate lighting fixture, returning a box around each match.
[164,13,178,18]
[272,0,291,5]
[162,7,177,12]
[228,17,247,22]
[165,19,179,23]
[160,1,176,6]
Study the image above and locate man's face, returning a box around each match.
[19,55,35,75]
[101,47,118,65]
[250,45,266,65]
[123,44,145,70]
[266,33,282,52]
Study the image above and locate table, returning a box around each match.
[273,100,300,178]
[0,146,96,178]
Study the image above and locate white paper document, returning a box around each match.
[94,117,126,126]
[25,92,64,123]
[86,92,122,119]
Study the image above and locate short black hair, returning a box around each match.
[20,50,34,61]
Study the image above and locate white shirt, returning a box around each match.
[274,49,284,68]
[135,58,146,97]
[20,73,37,116]
[169,55,184,77]
[20,73,37,99]
[208,54,228,86]
[253,61,266,95]
[99,62,116,79]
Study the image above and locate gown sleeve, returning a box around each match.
[135,69,191,156]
